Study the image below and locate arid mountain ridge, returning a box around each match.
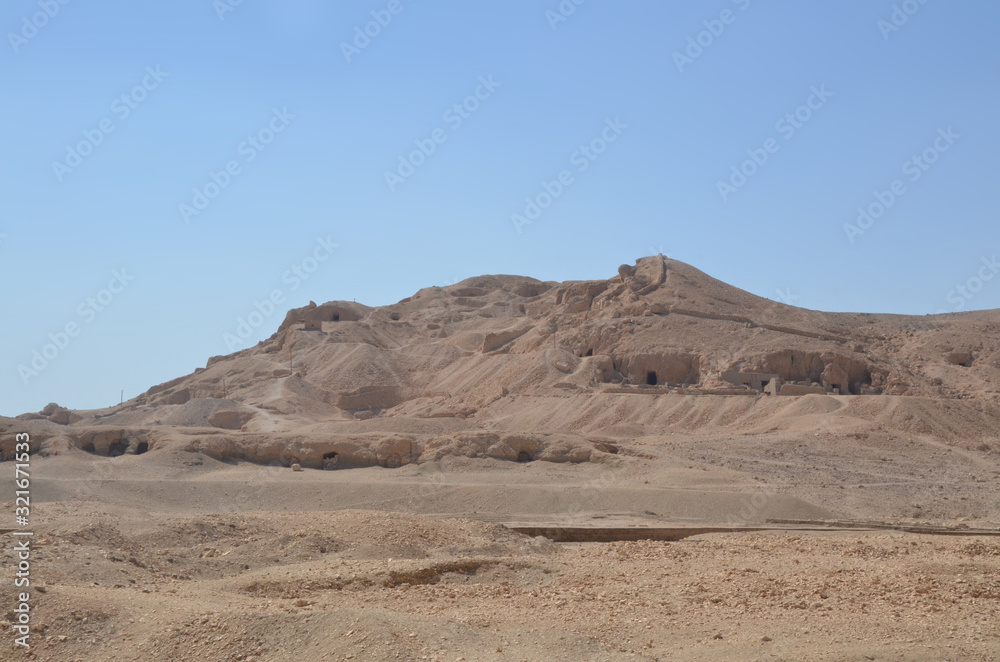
[5,255,1000,468]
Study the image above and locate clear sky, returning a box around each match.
[2,0,998,416]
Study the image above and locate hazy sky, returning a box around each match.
[2,0,998,415]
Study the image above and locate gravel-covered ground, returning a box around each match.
[3,503,999,661]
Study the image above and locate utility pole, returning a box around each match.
[120,390,123,407]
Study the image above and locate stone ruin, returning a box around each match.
[721,371,779,394]
[721,352,875,396]
[616,353,700,387]
[588,350,876,396]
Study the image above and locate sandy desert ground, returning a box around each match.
[4,461,1000,662]
[3,256,1000,660]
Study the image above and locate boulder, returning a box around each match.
[208,409,255,430]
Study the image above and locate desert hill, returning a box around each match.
[4,255,999,476]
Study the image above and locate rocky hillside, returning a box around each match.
[5,256,1000,466]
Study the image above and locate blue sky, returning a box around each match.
[2,0,998,415]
